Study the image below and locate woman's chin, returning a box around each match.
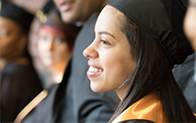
[43,60,53,66]
[90,82,107,93]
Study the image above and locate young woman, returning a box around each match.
[13,8,81,122]
[37,8,81,88]
[0,0,43,122]
[83,0,196,122]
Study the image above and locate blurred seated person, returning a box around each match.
[172,0,196,113]
[37,7,81,88]
[14,6,81,123]
[184,0,196,112]
[0,0,43,122]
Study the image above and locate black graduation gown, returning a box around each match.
[0,62,43,122]
[21,60,71,122]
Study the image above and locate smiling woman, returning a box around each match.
[83,0,196,122]
[83,8,136,96]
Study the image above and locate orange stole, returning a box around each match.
[112,92,168,123]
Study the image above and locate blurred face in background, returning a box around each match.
[0,16,26,60]
[184,0,196,51]
[38,26,72,69]
[53,0,107,24]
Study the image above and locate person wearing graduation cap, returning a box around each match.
[171,0,196,114]
[17,4,81,123]
[83,0,196,122]
[37,7,81,88]
[0,0,43,122]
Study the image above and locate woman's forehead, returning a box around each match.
[95,5,123,33]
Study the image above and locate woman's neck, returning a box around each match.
[115,83,130,100]
[49,61,68,83]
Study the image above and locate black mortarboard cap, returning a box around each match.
[108,0,194,68]
[36,1,81,48]
[0,0,34,33]
[36,0,55,23]
[36,0,80,32]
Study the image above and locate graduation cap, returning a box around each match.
[36,0,54,23]
[108,0,194,68]
[37,0,81,48]
[0,0,34,33]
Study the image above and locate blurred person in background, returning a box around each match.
[0,0,43,122]
[172,0,196,113]
[20,4,81,123]
[37,7,80,88]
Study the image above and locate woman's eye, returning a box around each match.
[101,39,111,45]
[0,29,9,37]
[39,36,47,41]
[54,37,64,44]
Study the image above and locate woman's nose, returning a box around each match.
[83,43,98,59]
[48,39,54,51]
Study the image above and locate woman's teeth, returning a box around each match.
[88,66,103,72]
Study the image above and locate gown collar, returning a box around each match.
[112,92,168,123]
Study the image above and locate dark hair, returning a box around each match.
[109,14,196,122]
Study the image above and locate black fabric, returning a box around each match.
[41,0,55,14]
[179,0,188,7]
[0,62,43,122]
[22,60,71,122]
[0,0,34,33]
[21,84,59,122]
[107,0,193,68]
[172,53,196,113]
[120,119,155,123]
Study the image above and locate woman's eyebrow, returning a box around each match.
[98,31,115,39]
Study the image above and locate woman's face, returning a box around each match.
[0,16,25,59]
[38,27,72,68]
[83,5,137,95]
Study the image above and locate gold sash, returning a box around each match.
[112,92,168,123]
[14,90,48,123]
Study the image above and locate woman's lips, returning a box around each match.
[87,66,103,78]
[60,1,74,12]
